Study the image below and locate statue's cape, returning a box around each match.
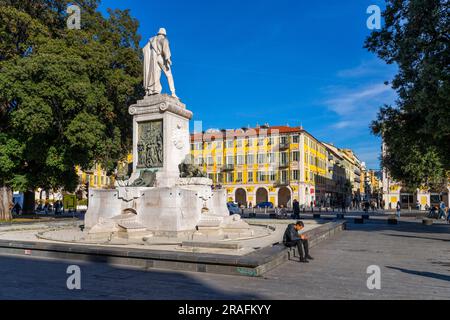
[143,42,151,90]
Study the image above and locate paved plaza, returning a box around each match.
[0,216,449,300]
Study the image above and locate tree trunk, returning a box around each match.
[0,186,13,221]
[22,190,36,215]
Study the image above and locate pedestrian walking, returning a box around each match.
[438,201,446,220]
[396,201,401,218]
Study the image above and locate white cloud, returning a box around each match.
[324,83,394,117]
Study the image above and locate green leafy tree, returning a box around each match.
[0,0,143,217]
[365,0,450,190]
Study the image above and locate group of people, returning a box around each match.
[395,200,450,223]
[11,200,64,215]
[425,201,450,222]
[363,200,378,213]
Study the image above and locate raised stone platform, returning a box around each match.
[0,220,346,277]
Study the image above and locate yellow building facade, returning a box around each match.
[191,125,340,208]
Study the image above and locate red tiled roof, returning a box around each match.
[190,126,302,142]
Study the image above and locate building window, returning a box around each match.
[207,156,213,166]
[292,151,299,162]
[236,139,243,148]
[246,154,255,165]
[248,171,254,183]
[226,140,234,148]
[237,172,243,183]
[226,172,233,183]
[292,135,299,143]
[269,136,275,145]
[236,154,245,165]
[216,156,222,166]
[269,171,276,182]
[257,153,265,164]
[257,171,266,182]
[258,137,265,146]
[292,170,299,181]
[280,170,288,182]
[280,152,288,165]
[267,153,276,164]
[208,173,214,181]
[280,136,288,144]
[226,155,234,165]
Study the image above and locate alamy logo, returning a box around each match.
[66,265,81,290]
[67,5,81,30]
[366,265,381,290]
[366,5,381,30]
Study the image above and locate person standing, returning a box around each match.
[438,201,446,219]
[396,201,401,218]
[293,199,300,219]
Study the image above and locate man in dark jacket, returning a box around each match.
[293,199,300,219]
[283,221,314,263]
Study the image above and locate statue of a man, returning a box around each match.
[143,28,178,99]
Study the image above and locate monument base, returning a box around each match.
[84,178,251,239]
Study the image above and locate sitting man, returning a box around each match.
[283,221,314,263]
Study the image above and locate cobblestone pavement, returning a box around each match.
[0,217,449,300]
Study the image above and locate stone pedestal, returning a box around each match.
[128,94,192,188]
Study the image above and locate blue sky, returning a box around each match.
[99,0,397,169]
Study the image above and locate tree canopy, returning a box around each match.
[365,0,450,189]
[0,0,143,194]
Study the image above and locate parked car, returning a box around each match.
[255,202,274,209]
[227,202,241,215]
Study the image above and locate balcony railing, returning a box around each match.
[221,164,235,171]
[274,180,290,187]
[278,142,290,150]
[354,168,361,176]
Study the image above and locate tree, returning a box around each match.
[0,0,143,216]
[365,0,450,190]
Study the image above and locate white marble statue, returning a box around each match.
[143,28,178,99]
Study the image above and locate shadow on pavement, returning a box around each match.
[0,254,262,300]
[386,266,450,283]
[344,218,450,235]
[381,233,450,242]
